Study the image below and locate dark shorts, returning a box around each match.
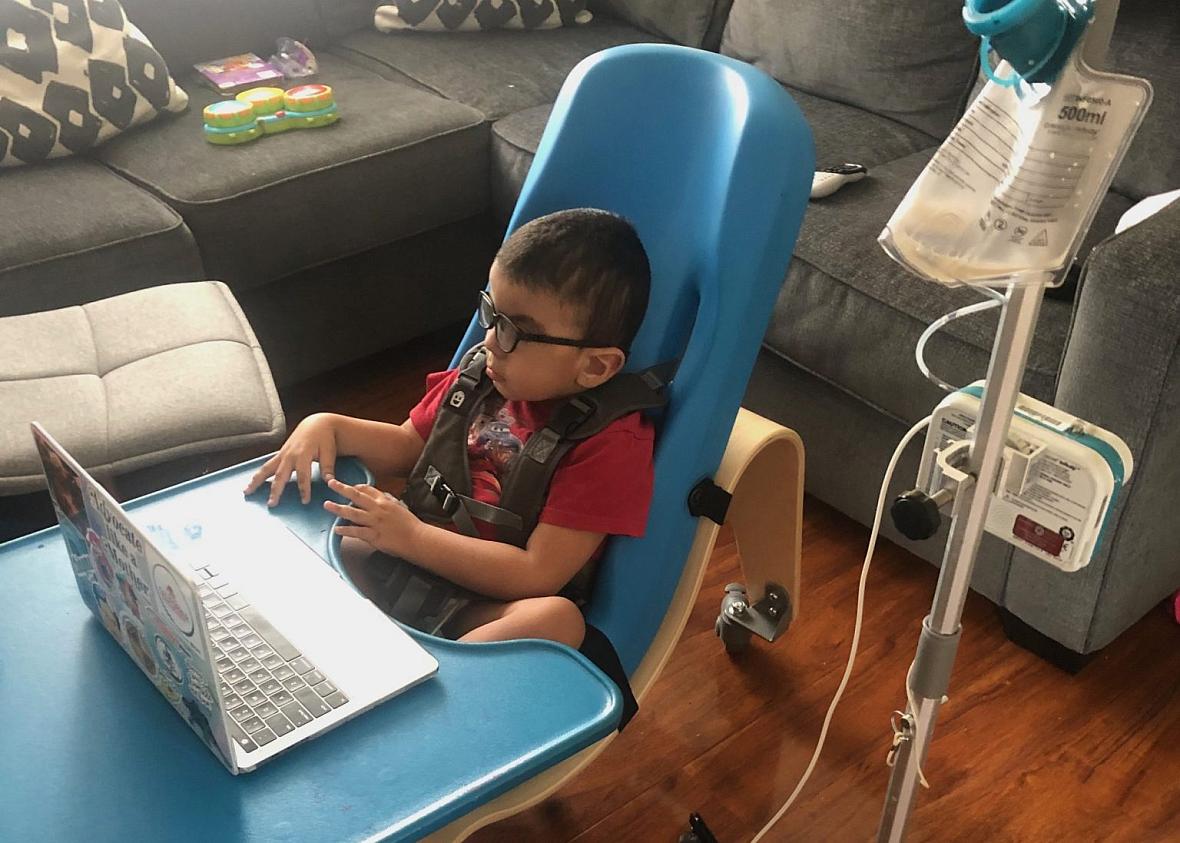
[340,537,638,731]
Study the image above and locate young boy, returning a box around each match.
[244,209,656,649]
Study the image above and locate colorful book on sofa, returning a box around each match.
[193,53,284,93]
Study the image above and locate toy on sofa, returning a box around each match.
[202,100,262,145]
[202,84,339,145]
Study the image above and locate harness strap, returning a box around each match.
[493,358,677,555]
[370,555,471,636]
[399,350,680,615]
[439,347,488,417]
[551,360,677,443]
[522,399,594,466]
[423,465,524,538]
[451,494,524,531]
[643,358,678,386]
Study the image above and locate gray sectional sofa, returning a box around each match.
[3,0,1177,662]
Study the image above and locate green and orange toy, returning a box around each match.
[203,84,340,145]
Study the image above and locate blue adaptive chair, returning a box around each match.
[406,43,815,839]
[0,43,813,843]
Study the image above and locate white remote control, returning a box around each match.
[810,163,868,199]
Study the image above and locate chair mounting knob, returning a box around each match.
[891,489,943,541]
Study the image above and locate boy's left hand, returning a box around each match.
[324,478,421,558]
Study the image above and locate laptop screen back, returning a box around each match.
[31,423,236,771]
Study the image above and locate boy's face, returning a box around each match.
[482,261,625,403]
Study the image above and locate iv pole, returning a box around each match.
[875,3,1122,839]
[877,282,1044,841]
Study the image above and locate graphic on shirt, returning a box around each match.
[467,397,523,500]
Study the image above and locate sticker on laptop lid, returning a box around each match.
[153,563,197,638]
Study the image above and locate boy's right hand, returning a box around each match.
[244,413,339,506]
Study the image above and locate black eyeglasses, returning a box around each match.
[478,291,606,354]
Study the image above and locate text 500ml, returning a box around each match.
[1058,106,1106,125]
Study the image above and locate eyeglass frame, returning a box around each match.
[477,291,616,354]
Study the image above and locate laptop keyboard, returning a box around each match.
[195,563,349,754]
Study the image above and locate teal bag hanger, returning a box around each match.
[963,0,1094,87]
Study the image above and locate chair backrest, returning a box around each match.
[451,44,813,673]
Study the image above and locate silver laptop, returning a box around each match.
[31,422,438,774]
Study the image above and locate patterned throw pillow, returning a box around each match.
[375,0,592,32]
[0,0,188,168]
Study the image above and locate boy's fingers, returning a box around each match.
[244,454,279,494]
[296,454,313,504]
[333,524,373,542]
[327,477,363,503]
[320,442,337,484]
[267,458,293,506]
[354,483,384,503]
[324,500,374,525]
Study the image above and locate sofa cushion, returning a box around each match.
[1106,1,1180,202]
[0,157,204,316]
[0,281,284,494]
[763,149,1133,425]
[721,0,979,139]
[490,103,550,222]
[587,0,727,48]
[783,86,940,167]
[90,54,489,290]
[117,0,325,74]
[333,16,659,120]
[0,0,188,168]
[375,0,591,32]
[239,216,501,385]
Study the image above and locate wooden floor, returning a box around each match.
[286,331,1180,843]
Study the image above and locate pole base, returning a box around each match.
[998,608,1098,674]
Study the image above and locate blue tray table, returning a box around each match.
[0,457,620,842]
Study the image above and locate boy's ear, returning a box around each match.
[575,346,627,389]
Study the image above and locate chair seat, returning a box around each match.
[90,55,489,290]
[0,281,284,494]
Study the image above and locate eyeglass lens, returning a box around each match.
[478,293,518,353]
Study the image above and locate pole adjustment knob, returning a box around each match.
[891,489,945,541]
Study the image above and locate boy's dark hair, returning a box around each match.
[495,208,650,352]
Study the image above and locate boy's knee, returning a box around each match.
[536,596,585,648]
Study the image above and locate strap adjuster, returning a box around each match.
[424,467,461,516]
[528,428,562,463]
[558,396,596,436]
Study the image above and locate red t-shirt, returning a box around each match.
[409,369,655,540]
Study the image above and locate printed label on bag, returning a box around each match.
[880,48,1152,287]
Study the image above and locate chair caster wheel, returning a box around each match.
[716,582,753,655]
[715,613,752,655]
